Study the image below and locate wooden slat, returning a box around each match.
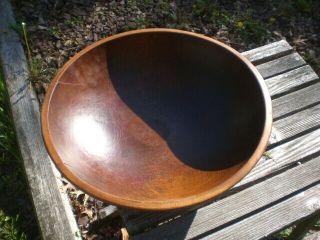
[236,128,320,187]
[270,104,320,144]
[242,48,305,81]
[241,40,293,65]
[0,1,79,239]
[256,52,306,79]
[125,127,320,234]
[266,65,319,98]
[204,185,320,240]
[133,158,320,240]
[98,205,119,219]
[272,82,320,120]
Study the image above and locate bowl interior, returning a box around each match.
[43,30,268,209]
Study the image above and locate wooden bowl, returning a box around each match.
[41,29,272,210]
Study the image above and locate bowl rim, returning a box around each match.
[41,28,273,210]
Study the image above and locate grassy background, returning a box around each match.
[0,68,40,239]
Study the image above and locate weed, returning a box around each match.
[296,0,313,13]
[276,0,317,16]
[0,212,27,240]
[0,75,19,162]
[48,26,62,38]
[263,151,272,159]
[192,0,228,24]
[20,23,55,84]
[66,16,84,27]
[158,0,177,21]
[134,16,150,28]
[274,227,293,239]
[21,23,32,72]
[158,0,171,13]
[29,57,55,83]
[192,0,269,44]
[143,0,153,5]
[9,23,23,36]
[235,18,269,44]
[193,0,220,22]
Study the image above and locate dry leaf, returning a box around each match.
[82,207,94,218]
[60,182,75,193]
[293,35,308,45]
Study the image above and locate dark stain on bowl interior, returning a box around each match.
[107,32,266,170]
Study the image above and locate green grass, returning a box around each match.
[66,16,84,27]
[192,0,270,44]
[274,227,293,239]
[48,26,62,38]
[0,68,40,239]
[134,16,150,28]
[276,0,318,16]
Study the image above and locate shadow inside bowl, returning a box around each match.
[105,32,265,171]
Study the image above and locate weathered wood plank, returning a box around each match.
[242,40,293,65]
[237,127,320,187]
[270,104,320,144]
[125,128,320,235]
[133,157,320,239]
[203,186,320,240]
[266,65,319,98]
[98,205,119,219]
[256,52,306,79]
[272,82,320,120]
[209,190,320,240]
[0,0,79,239]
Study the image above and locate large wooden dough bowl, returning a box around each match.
[41,29,272,210]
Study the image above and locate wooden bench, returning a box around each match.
[1,0,319,238]
[111,40,320,239]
